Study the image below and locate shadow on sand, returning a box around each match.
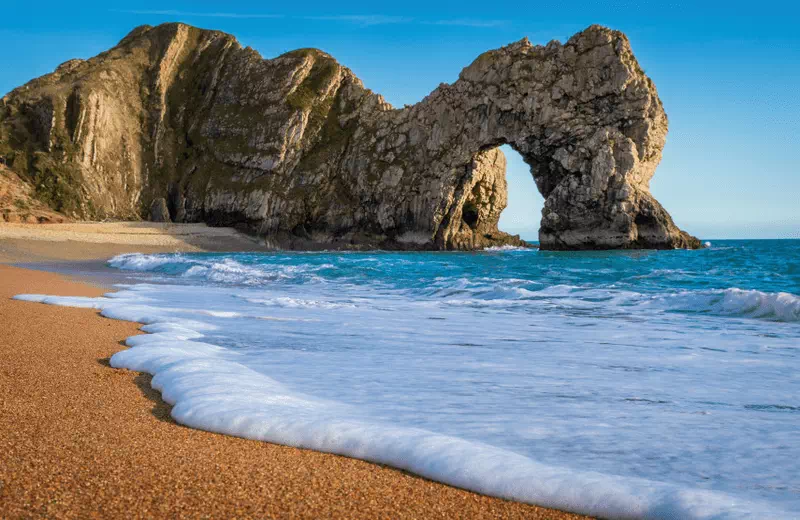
[98,356,177,425]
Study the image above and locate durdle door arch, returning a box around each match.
[0,23,698,250]
[357,26,701,250]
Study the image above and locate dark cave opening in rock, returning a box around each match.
[635,213,657,228]
[461,201,479,229]
[497,145,544,242]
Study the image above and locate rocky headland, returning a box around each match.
[0,23,700,250]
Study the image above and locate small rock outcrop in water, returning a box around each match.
[0,23,699,250]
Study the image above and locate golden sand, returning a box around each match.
[0,231,592,519]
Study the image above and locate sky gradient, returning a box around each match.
[2,1,797,239]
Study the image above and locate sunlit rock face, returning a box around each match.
[0,23,699,250]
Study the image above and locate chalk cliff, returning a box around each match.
[0,23,699,250]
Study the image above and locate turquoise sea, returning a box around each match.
[18,240,800,519]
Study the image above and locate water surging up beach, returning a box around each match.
[16,240,800,519]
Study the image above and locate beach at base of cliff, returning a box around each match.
[0,225,587,520]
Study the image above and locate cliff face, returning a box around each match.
[0,165,67,223]
[0,23,700,250]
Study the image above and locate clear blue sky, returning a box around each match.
[2,1,798,239]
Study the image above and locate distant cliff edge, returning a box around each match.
[0,23,700,250]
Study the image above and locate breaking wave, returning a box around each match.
[660,288,800,323]
[108,254,800,323]
[109,253,332,285]
[483,245,536,252]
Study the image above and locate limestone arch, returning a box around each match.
[380,26,700,250]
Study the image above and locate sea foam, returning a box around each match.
[108,253,331,285]
[16,244,800,518]
[483,244,535,252]
[14,283,794,519]
[661,288,800,322]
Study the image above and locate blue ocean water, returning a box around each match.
[17,240,800,519]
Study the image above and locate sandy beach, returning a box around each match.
[0,222,269,262]
[0,224,590,519]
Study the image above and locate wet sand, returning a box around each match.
[0,230,592,519]
[0,222,267,263]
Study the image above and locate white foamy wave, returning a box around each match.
[419,276,800,324]
[108,253,184,271]
[180,259,300,285]
[662,288,800,322]
[244,296,356,309]
[108,254,331,286]
[13,293,106,309]
[13,290,790,519]
[483,245,535,252]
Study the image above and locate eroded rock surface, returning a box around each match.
[149,198,171,223]
[0,23,699,249]
[0,165,67,223]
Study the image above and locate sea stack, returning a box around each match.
[0,23,700,250]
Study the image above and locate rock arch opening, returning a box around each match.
[496,145,544,242]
